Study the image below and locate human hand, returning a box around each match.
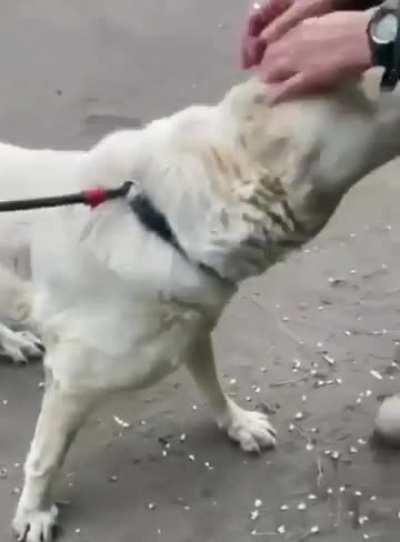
[241,0,335,69]
[258,11,372,103]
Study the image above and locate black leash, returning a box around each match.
[0,181,133,212]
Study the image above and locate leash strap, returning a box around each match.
[0,181,133,212]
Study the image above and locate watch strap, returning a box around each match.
[381,2,400,90]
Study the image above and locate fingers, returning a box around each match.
[242,0,292,68]
[242,36,268,70]
[267,70,336,104]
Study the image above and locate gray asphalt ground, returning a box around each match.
[1,2,400,541]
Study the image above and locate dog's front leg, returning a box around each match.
[13,379,95,542]
[185,336,276,452]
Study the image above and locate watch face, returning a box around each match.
[371,12,398,44]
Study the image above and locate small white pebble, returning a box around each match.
[188,454,196,462]
[370,495,377,502]
[344,330,352,337]
[229,378,237,386]
[359,515,369,526]
[2,399,8,406]
[310,525,320,535]
[277,525,286,534]
[354,490,363,497]
[308,494,318,501]
[254,499,263,508]
[339,486,346,493]
[331,451,340,460]
[280,504,290,511]
[306,442,314,452]
[179,433,187,442]
[75,528,81,535]
[297,502,307,511]
[192,404,198,411]
[0,467,8,479]
[301,395,308,403]
[326,488,333,495]
[294,412,304,421]
[357,438,367,446]
[288,424,295,432]
[147,502,156,511]
[108,475,118,483]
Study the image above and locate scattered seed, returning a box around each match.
[370,370,383,380]
[250,510,260,521]
[113,415,131,429]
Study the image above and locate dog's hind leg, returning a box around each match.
[185,336,277,453]
[0,264,42,363]
[13,375,96,542]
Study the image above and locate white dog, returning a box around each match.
[1,77,399,542]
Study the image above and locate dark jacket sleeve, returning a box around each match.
[334,0,390,10]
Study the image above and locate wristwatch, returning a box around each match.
[367,5,400,90]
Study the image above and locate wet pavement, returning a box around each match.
[1,2,400,541]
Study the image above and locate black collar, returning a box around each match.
[129,192,229,284]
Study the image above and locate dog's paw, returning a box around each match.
[13,505,58,542]
[218,399,277,453]
[0,328,43,364]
